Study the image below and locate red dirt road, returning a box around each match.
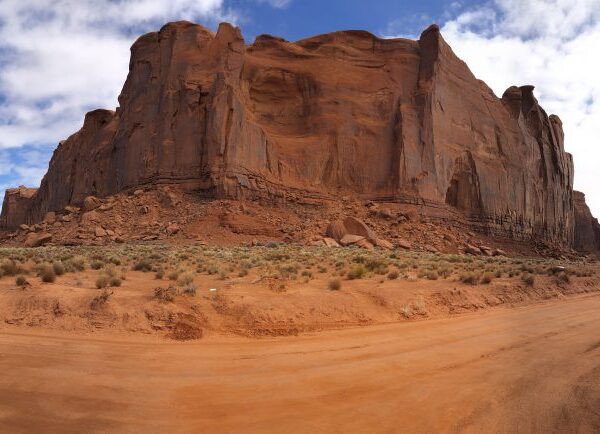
[1,294,600,433]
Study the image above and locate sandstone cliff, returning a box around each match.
[0,21,587,249]
[574,191,600,252]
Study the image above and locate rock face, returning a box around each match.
[573,191,600,252]
[1,187,37,229]
[0,21,589,249]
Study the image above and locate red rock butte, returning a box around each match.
[1,21,598,250]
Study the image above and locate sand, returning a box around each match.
[1,293,599,433]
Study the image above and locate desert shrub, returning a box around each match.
[154,286,177,302]
[353,255,366,264]
[438,267,451,279]
[0,259,21,276]
[328,279,341,290]
[90,289,112,310]
[556,272,570,284]
[52,261,65,276]
[365,258,388,275]
[90,260,104,270]
[15,275,28,286]
[177,272,194,286]
[425,271,438,280]
[520,264,535,274]
[109,277,122,287]
[67,255,86,272]
[494,269,502,278]
[95,274,109,289]
[347,265,366,280]
[460,272,479,285]
[522,273,535,286]
[107,256,122,266]
[168,271,179,281]
[183,284,197,296]
[301,270,312,278]
[155,269,164,279]
[556,271,571,285]
[238,268,249,277]
[481,272,493,284]
[132,260,152,272]
[39,264,56,283]
[387,270,399,280]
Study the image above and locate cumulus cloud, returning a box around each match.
[256,0,292,8]
[438,0,600,216]
[387,0,600,216]
[0,0,235,152]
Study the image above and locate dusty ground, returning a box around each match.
[0,243,599,432]
[0,244,598,338]
[1,293,599,433]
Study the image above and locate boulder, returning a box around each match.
[325,220,346,242]
[25,232,52,248]
[375,239,394,250]
[397,239,412,250]
[342,217,378,243]
[81,211,99,224]
[95,227,107,237]
[465,244,482,255]
[98,202,115,212]
[479,246,493,256]
[339,234,365,246]
[424,245,439,253]
[83,196,101,212]
[167,223,181,235]
[356,239,375,251]
[158,188,179,208]
[43,212,56,224]
[323,237,340,248]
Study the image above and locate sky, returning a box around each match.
[0,0,599,216]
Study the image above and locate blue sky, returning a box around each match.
[226,0,451,40]
[1,0,599,215]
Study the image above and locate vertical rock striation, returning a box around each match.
[573,191,600,252]
[0,21,589,249]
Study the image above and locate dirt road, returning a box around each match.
[1,294,600,433]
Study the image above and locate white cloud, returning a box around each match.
[0,0,295,204]
[438,0,600,217]
[387,0,600,217]
[256,0,292,8]
[0,0,236,153]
